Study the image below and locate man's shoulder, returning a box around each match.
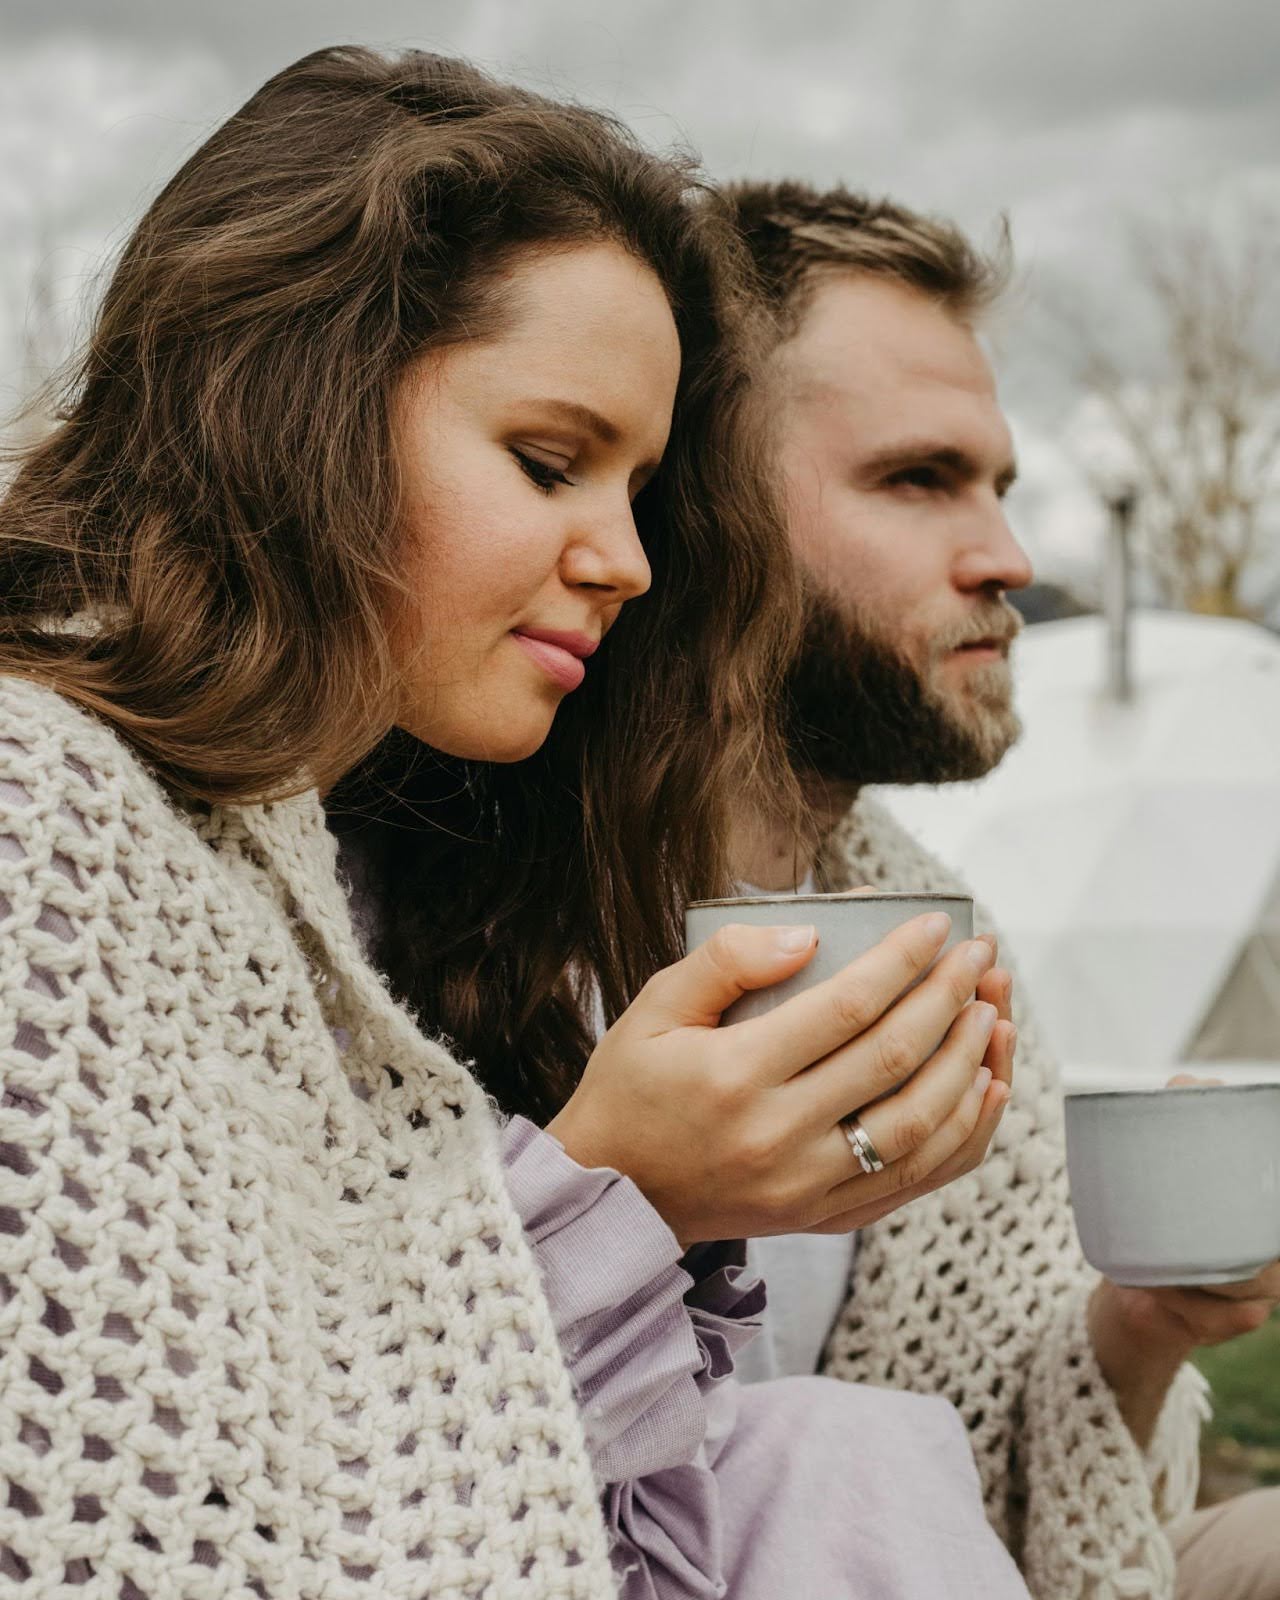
[824,790,973,899]
[830,791,1070,1107]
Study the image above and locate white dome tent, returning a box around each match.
[877,612,1280,1088]
[1187,853,1280,1063]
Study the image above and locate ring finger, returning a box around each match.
[807,1000,997,1193]
[821,1046,997,1218]
[809,1082,1010,1233]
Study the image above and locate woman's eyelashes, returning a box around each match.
[510,446,575,495]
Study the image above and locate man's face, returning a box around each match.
[775,273,1034,785]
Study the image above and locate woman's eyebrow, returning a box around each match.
[522,396,621,446]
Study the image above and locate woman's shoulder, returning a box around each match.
[0,672,174,820]
[0,672,211,914]
[2,670,117,762]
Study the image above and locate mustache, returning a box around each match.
[932,600,1024,655]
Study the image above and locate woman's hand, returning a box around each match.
[806,958,1015,1234]
[546,915,1013,1245]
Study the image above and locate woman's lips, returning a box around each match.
[511,630,589,691]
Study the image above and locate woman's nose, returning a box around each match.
[561,507,652,602]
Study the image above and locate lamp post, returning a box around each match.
[1102,484,1137,703]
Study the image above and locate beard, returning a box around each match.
[784,587,1024,786]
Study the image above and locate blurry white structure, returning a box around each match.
[877,612,1280,1088]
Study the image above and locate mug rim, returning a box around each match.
[688,890,974,910]
[1066,1082,1280,1103]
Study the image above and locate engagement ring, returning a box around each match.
[842,1116,886,1175]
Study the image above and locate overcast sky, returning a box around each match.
[4,0,1279,589]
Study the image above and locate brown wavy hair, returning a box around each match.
[0,47,800,1121]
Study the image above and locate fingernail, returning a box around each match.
[921,912,952,940]
[965,941,994,973]
[1007,1026,1018,1057]
[976,1001,998,1034]
[773,924,816,953]
[974,1066,993,1095]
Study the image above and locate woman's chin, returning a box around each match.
[485,731,553,763]
[399,710,555,765]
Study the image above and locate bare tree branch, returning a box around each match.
[1070,207,1280,620]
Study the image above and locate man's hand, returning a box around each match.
[1088,1268,1279,1451]
[1087,1073,1280,1450]
[1100,1266,1280,1353]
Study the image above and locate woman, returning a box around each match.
[0,47,1024,1598]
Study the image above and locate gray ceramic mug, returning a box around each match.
[684,891,974,1026]
[1065,1084,1280,1286]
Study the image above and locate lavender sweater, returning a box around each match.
[501,1116,1030,1600]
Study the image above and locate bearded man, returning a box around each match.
[721,180,1280,1600]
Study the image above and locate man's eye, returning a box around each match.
[889,466,944,492]
[511,447,573,495]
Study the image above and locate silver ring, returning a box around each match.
[842,1116,886,1175]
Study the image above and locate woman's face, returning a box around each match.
[392,241,681,762]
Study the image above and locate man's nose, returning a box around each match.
[953,501,1034,594]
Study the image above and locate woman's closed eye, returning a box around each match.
[510,445,575,495]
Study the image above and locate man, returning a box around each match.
[721,181,1280,1600]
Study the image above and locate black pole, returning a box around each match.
[1104,487,1136,702]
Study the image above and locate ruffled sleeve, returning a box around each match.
[500,1117,765,1600]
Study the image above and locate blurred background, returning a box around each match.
[3,0,1277,1498]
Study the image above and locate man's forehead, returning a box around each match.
[776,275,1011,457]
[783,272,988,382]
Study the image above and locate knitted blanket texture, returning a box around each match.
[0,677,613,1599]
[818,795,1211,1600]
[0,670,1213,1600]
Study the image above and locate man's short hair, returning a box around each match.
[721,179,1012,333]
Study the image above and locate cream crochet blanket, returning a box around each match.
[0,677,614,1597]
[818,794,1211,1600]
